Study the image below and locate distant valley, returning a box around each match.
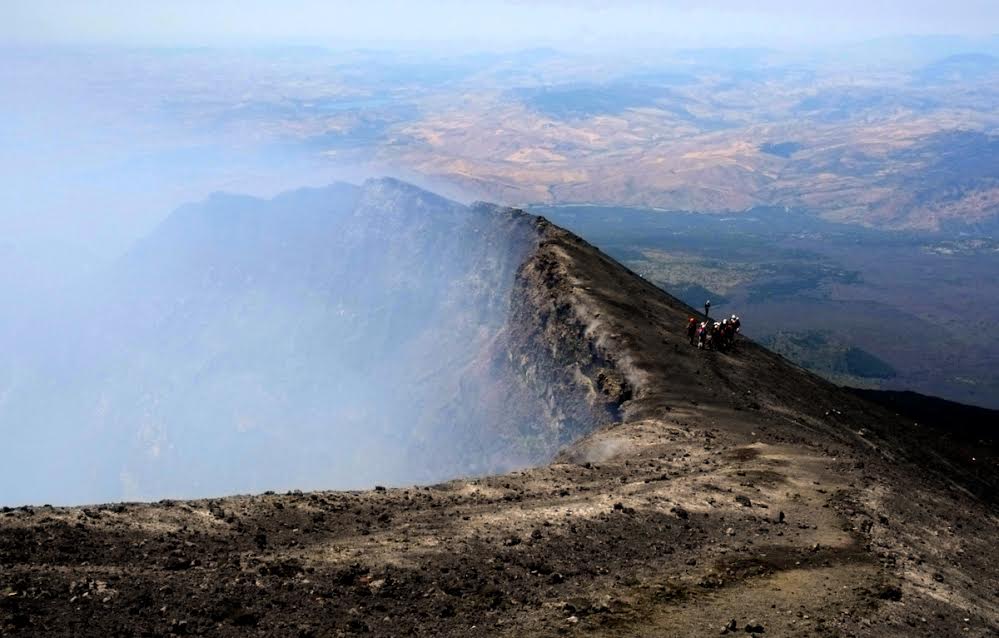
[537,204,999,409]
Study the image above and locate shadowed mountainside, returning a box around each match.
[1,182,997,637]
[0,179,626,504]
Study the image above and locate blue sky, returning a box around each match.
[4,1,998,49]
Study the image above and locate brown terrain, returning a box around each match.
[2,211,998,637]
[389,103,999,230]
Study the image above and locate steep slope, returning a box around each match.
[0,179,623,504]
[1,184,997,637]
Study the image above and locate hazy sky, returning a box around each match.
[5,0,998,49]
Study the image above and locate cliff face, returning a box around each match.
[0,180,630,503]
[492,216,633,456]
[1,182,997,637]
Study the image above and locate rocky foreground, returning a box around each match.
[2,214,997,637]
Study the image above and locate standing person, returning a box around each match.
[704,300,711,319]
[686,317,698,345]
[729,315,741,351]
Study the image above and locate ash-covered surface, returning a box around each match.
[2,189,998,637]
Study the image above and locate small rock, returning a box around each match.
[347,619,370,633]
[698,573,724,588]
[744,620,765,633]
[878,585,903,601]
[735,495,752,507]
[564,598,592,616]
[163,556,192,571]
[231,610,259,627]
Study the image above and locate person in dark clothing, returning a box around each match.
[704,299,711,318]
[690,312,742,354]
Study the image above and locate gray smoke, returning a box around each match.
[0,178,546,505]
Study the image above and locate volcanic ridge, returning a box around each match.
[1,179,997,637]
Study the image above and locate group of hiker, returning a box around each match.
[685,300,741,352]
